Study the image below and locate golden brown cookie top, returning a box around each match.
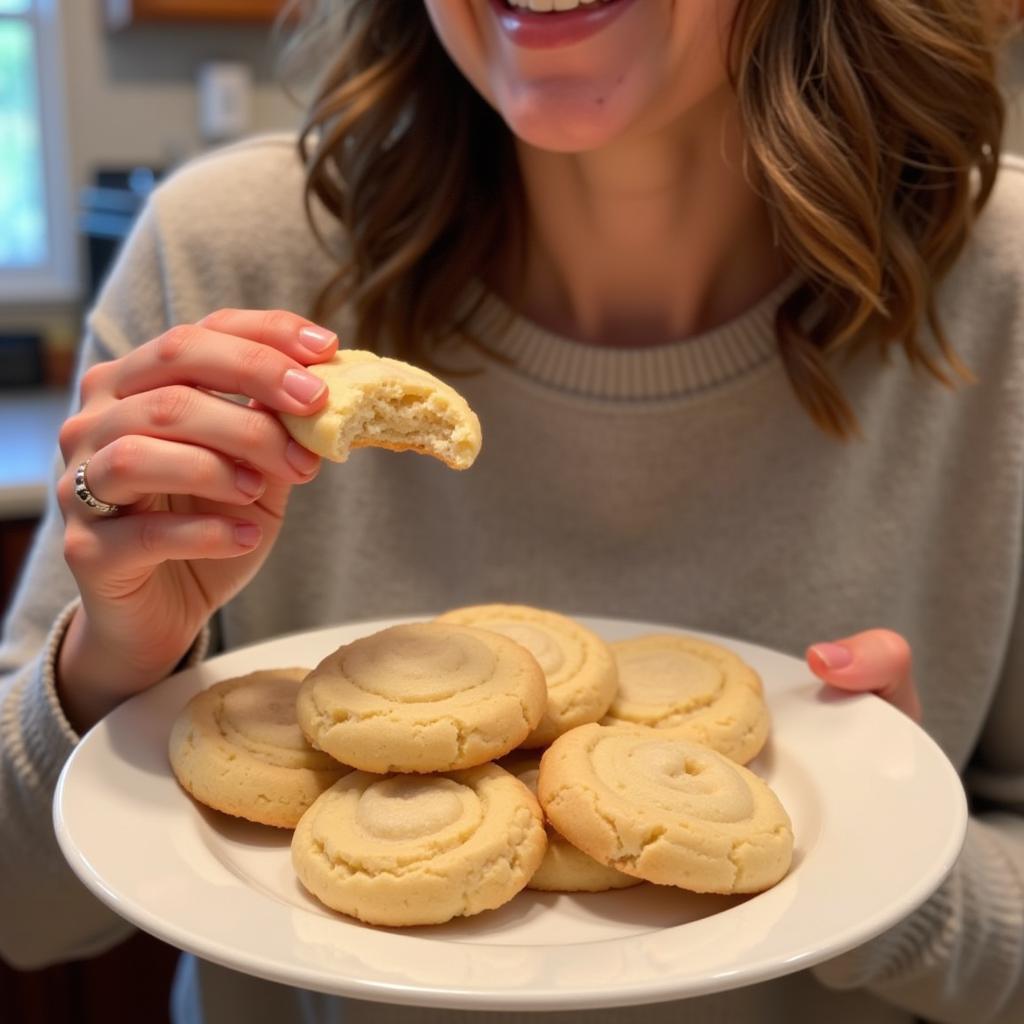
[183,668,340,772]
[538,724,792,894]
[280,349,481,469]
[499,750,643,893]
[167,668,349,829]
[603,634,769,764]
[290,763,547,926]
[296,622,547,773]
[437,604,618,747]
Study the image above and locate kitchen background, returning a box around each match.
[1,4,296,1018]
[1,0,299,614]
[0,3,1022,1022]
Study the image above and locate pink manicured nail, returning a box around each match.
[809,642,854,671]
[285,440,319,475]
[234,522,261,548]
[234,465,264,497]
[297,325,337,353]
[282,369,326,404]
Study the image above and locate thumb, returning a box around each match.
[806,629,922,722]
[246,397,313,519]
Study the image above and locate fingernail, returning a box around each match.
[283,369,326,404]
[298,325,337,353]
[286,440,319,475]
[809,642,854,671]
[234,522,261,548]
[234,465,264,497]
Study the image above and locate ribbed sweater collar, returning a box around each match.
[459,273,798,401]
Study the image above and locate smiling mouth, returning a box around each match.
[503,0,623,11]
[491,0,637,50]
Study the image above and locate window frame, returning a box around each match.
[0,0,78,304]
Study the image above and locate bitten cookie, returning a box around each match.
[291,763,547,926]
[501,753,641,893]
[538,724,793,894]
[296,622,547,773]
[279,349,482,469]
[168,668,350,829]
[602,634,770,765]
[437,604,618,747]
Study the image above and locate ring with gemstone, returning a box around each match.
[73,458,121,516]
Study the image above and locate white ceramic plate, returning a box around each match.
[54,616,966,1012]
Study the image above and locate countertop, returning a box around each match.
[0,390,70,520]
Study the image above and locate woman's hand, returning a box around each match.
[806,629,922,722]
[55,308,338,731]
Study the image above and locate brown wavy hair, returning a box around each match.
[280,0,1007,438]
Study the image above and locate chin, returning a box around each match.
[503,112,632,153]
[495,77,646,153]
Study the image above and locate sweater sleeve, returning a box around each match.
[812,609,1024,1022]
[0,518,209,970]
[0,139,306,969]
[0,323,127,968]
[0,198,209,969]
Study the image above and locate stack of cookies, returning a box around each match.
[168,605,794,928]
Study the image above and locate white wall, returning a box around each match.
[0,1,301,333]
[60,0,299,192]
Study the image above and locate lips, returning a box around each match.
[490,0,640,50]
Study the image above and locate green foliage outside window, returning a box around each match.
[0,16,47,267]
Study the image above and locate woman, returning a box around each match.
[1,1,1021,1021]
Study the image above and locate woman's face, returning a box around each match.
[422,0,741,152]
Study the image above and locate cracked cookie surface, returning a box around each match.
[437,603,618,747]
[291,763,547,926]
[500,752,641,893]
[279,349,482,470]
[296,622,547,773]
[602,634,770,764]
[168,668,349,828]
[538,724,793,894]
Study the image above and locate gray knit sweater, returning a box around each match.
[2,134,1023,1024]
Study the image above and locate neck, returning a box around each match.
[490,87,787,349]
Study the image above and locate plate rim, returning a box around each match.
[53,614,968,1010]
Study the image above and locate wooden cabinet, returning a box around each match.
[105,0,285,30]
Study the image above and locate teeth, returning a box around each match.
[506,0,602,12]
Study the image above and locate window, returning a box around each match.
[0,0,76,302]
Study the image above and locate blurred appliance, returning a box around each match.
[197,61,253,143]
[78,166,161,305]
[0,332,45,389]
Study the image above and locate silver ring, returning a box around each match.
[74,458,121,516]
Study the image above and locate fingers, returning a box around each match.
[112,314,337,415]
[58,308,333,499]
[51,310,332,639]
[74,435,267,509]
[63,511,263,582]
[198,308,337,361]
[83,386,320,484]
[806,628,922,722]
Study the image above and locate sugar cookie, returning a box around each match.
[296,622,547,773]
[291,763,547,926]
[279,349,481,469]
[168,668,350,828]
[603,634,769,764]
[500,753,641,893]
[538,724,793,894]
[437,604,618,747]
